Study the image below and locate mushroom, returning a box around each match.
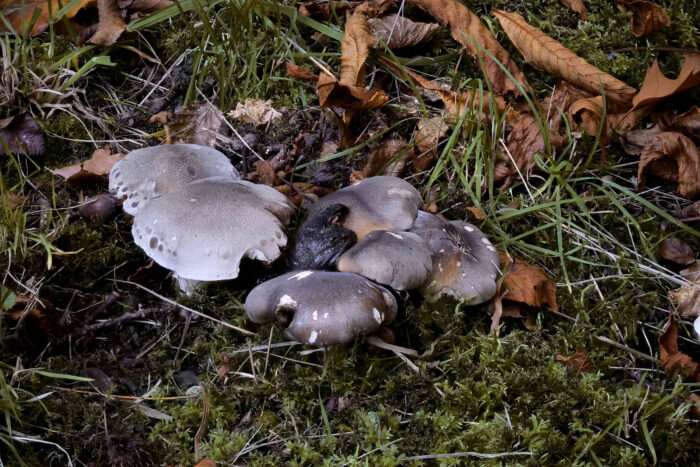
[288,204,356,270]
[109,144,239,215]
[131,177,293,293]
[336,230,432,290]
[302,176,422,240]
[245,270,397,346]
[411,211,500,304]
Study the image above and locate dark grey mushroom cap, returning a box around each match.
[337,230,432,290]
[303,176,422,240]
[245,270,397,346]
[109,144,239,215]
[131,177,293,290]
[411,211,500,304]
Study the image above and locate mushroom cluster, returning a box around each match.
[245,175,501,346]
[109,144,293,293]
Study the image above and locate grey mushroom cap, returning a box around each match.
[411,211,500,304]
[131,177,293,288]
[303,176,422,240]
[109,144,239,215]
[245,270,398,346]
[337,230,432,290]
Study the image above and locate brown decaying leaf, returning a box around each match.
[170,102,225,147]
[637,132,700,199]
[89,0,127,46]
[660,238,695,266]
[560,0,587,20]
[498,252,559,313]
[368,14,440,49]
[51,146,124,181]
[465,206,485,220]
[653,106,700,145]
[411,0,528,96]
[632,54,700,111]
[0,113,45,156]
[658,313,700,381]
[570,95,644,156]
[494,10,636,108]
[614,0,670,37]
[6,191,28,209]
[298,1,353,21]
[556,346,595,374]
[0,0,93,36]
[274,182,331,206]
[194,456,216,467]
[229,99,282,126]
[286,62,319,83]
[340,3,375,86]
[317,72,388,110]
[412,117,448,172]
[669,260,700,319]
[351,137,411,181]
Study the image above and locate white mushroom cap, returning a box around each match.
[304,176,422,240]
[131,177,293,290]
[411,211,500,304]
[337,230,432,290]
[245,270,397,346]
[109,144,239,215]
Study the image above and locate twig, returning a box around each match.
[49,386,196,401]
[173,311,193,363]
[398,451,533,461]
[194,382,209,461]
[596,335,656,362]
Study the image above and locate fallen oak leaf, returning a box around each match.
[229,99,283,126]
[614,0,670,37]
[89,0,127,47]
[556,346,595,374]
[560,0,587,20]
[410,0,528,96]
[0,113,46,156]
[669,260,700,319]
[51,146,124,182]
[660,238,695,266]
[652,106,700,145]
[632,54,700,111]
[498,251,562,315]
[298,1,354,21]
[170,102,225,147]
[0,0,94,36]
[286,62,320,83]
[350,137,411,181]
[317,72,388,110]
[412,117,449,172]
[368,14,440,49]
[658,313,700,381]
[340,3,376,86]
[493,10,636,109]
[637,132,700,199]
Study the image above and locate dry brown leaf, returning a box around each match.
[560,0,587,20]
[556,346,595,374]
[368,14,440,49]
[494,10,636,108]
[632,55,700,111]
[247,160,281,186]
[6,191,28,209]
[229,99,283,126]
[637,132,700,199]
[653,106,700,144]
[0,0,93,35]
[170,102,225,147]
[298,1,353,21]
[286,62,320,83]
[0,113,45,156]
[317,72,388,110]
[465,206,485,220]
[340,3,375,86]
[616,125,662,155]
[498,252,559,313]
[614,0,670,37]
[669,260,700,319]
[89,0,127,46]
[658,313,700,381]
[274,182,331,206]
[411,0,528,96]
[660,238,695,266]
[194,457,216,467]
[51,146,124,181]
[412,117,448,172]
[350,137,411,181]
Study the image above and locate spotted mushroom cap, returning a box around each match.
[109,144,239,215]
[303,176,422,240]
[411,211,500,304]
[245,270,398,346]
[337,230,432,290]
[131,177,293,288]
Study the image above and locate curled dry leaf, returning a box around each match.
[170,102,225,147]
[0,113,45,156]
[286,62,319,83]
[340,3,375,86]
[637,132,700,199]
[412,117,448,172]
[617,125,662,155]
[660,238,695,266]
[248,160,282,186]
[368,14,440,49]
[6,191,28,209]
[89,0,127,47]
[498,252,559,314]
[298,1,353,21]
[350,137,411,181]
[465,206,485,220]
[560,0,587,20]
[274,182,331,206]
[632,54,700,111]
[194,457,216,467]
[51,146,125,182]
[229,99,283,126]
[494,10,636,109]
[317,72,388,110]
[556,346,595,374]
[669,260,700,319]
[654,106,700,145]
[0,0,93,36]
[411,0,528,96]
[614,0,670,37]
[658,313,700,381]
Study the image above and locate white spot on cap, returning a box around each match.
[372,308,383,324]
[323,312,329,318]
[387,232,404,240]
[289,271,314,280]
[312,310,318,321]
[189,198,197,202]
[439,249,445,253]
[481,237,491,245]
[456,261,461,267]
[464,225,474,232]
[309,330,318,344]
[277,294,297,308]
[487,245,496,252]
